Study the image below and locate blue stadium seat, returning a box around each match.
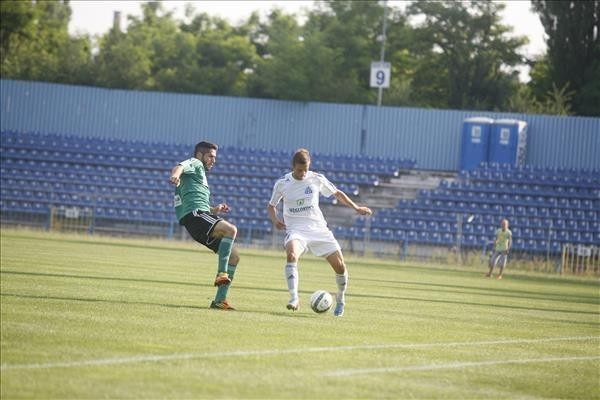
[418,231,430,243]
[441,233,453,244]
[394,230,405,241]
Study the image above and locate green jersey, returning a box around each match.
[174,158,211,221]
[494,228,512,252]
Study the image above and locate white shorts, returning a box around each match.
[284,229,341,257]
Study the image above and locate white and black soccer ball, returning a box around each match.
[310,290,333,313]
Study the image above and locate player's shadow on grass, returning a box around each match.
[1,270,217,289]
[359,277,600,305]
[0,292,208,311]
[345,291,600,316]
[1,271,310,315]
[0,292,320,318]
[3,270,597,318]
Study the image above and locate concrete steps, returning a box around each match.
[323,170,458,226]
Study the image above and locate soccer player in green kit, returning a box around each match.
[170,141,239,310]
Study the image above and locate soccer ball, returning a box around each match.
[310,290,333,313]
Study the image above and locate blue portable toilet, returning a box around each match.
[489,119,528,167]
[460,117,493,171]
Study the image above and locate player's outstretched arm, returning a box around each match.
[169,165,184,186]
[334,190,373,216]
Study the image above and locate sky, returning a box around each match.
[68,1,547,81]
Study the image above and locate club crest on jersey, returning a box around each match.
[305,186,313,195]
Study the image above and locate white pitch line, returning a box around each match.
[328,356,600,377]
[1,335,598,371]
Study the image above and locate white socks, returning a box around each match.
[335,271,348,305]
[285,263,298,302]
[285,263,348,305]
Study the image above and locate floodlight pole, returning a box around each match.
[377,0,388,107]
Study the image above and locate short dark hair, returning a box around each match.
[292,148,311,166]
[194,141,218,157]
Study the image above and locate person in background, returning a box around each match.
[486,218,512,279]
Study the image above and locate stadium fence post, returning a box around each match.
[167,219,174,240]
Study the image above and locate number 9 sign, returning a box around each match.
[370,62,391,88]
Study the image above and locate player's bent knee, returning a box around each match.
[215,220,237,239]
[286,251,299,263]
[229,223,238,238]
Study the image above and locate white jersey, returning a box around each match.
[269,171,338,232]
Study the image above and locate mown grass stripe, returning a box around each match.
[2,336,597,371]
[329,356,600,377]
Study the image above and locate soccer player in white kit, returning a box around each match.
[267,149,373,316]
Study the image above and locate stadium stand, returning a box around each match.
[2,130,597,256]
[0,130,414,240]
[340,162,599,255]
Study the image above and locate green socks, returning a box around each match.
[215,264,237,302]
[217,237,234,274]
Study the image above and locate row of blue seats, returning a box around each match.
[2,168,171,190]
[357,215,596,236]
[425,189,599,209]
[372,208,598,233]
[0,174,352,207]
[2,146,177,169]
[217,152,403,177]
[334,226,572,252]
[462,169,598,188]
[0,185,276,211]
[1,152,289,180]
[1,198,275,234]
[478,162,599,178]
[2,131,191,159]
[6,176,595,240]
[441,180,598,198]
[2,131,415,176]
[381,201,599,223]
[0,190,277,222]
[469,163,600,182]
[2,177,170,199]
[397,199,598,220]
[0,176,277,208]
[223,144,417,170]
[2,152,370,190]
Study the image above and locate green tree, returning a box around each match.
[527,55,553,100]
[249,1,405,104]
[94,1,258,95]
[407,0,527,110]
[507,82,574,115]
[1,0,92,84]
[531,0,600,116]
[182,12,258,96]
[94,27,154,89]
[306,0,389,104]
[246,9,307,100]
[1,0,37,65]
[94,2,174,90]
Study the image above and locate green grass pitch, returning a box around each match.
[1,228,599,399]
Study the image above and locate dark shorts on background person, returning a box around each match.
[180,209,223,253]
